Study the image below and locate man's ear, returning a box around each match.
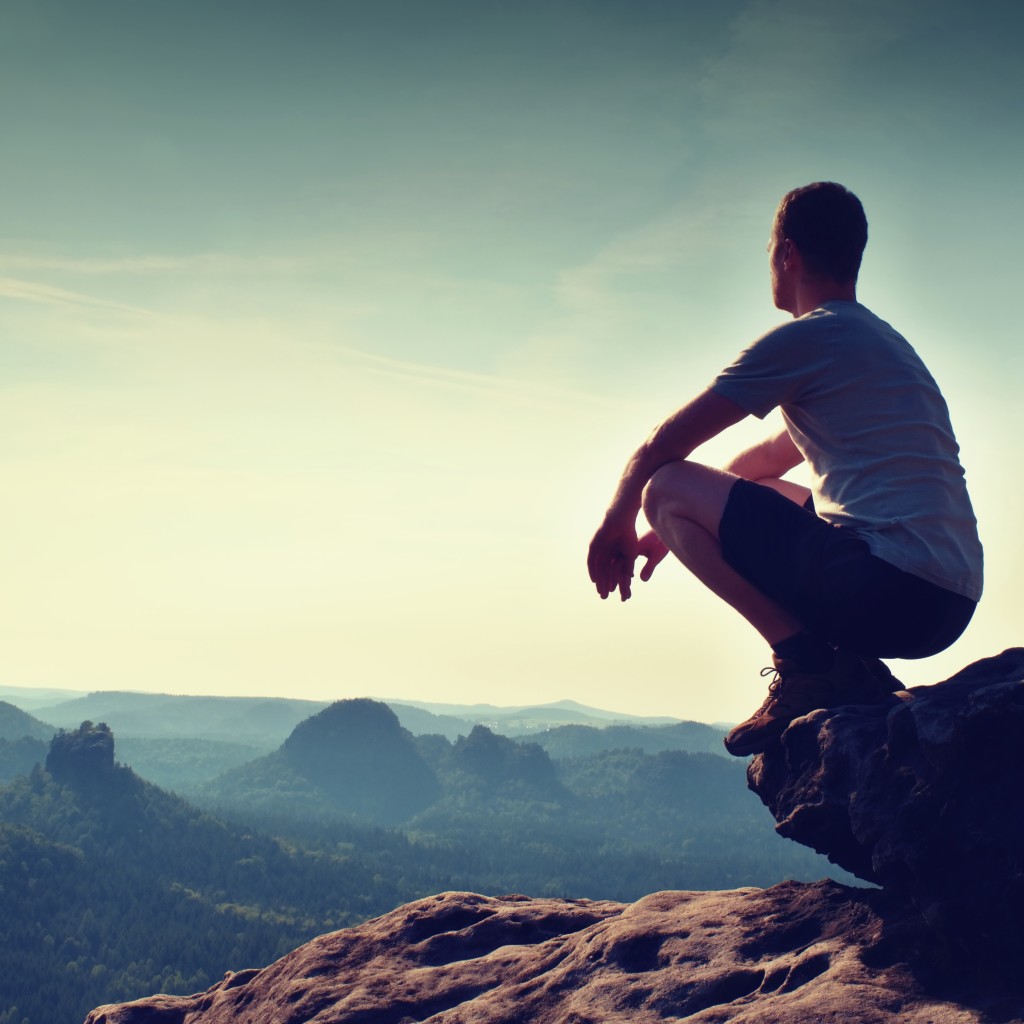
[782,238,806,275]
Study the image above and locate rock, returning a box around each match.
[748,648,1024,965]
[85,885,1018,1024]
[47,720,115,784]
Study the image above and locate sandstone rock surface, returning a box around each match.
[86,883,1018,1024]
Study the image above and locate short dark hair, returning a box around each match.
[775,182,868,283]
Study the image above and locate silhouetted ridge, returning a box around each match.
[280,698,439,824]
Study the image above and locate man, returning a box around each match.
[587,182,982,757]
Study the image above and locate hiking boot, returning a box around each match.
[859,655,903,693]
[723,651,889,757]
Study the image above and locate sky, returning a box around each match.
[2,0,1022,724]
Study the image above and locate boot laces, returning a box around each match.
[755,666,784,712]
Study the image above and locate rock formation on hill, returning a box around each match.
[85,651,1024,1024]
[47,720,115,784]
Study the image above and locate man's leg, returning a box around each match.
[748,477,811,507]
[642,460,886,756]
[641,460,806,646]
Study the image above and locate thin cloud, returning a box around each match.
[0,276,153,315]
[0,251,301,277]
[331,342,614,411]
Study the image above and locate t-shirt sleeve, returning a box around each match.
[709,317,833,419]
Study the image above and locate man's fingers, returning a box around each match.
[639,549,667,582]
[586,541,609,597]
[635,531,669,583]
[615,558,633,601]
[588,523,640,602]
[593,565,613,600]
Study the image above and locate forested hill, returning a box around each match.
[530,720,727,759]
[0,701,55,743]
[0,703,53,784]
[35,691,327,748]
[0,723,447,1024]
[197,698,843,894]
[24,688,720,756]
[1,715,850,1024]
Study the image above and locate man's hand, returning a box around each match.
[586,389,747,602]
[588,522,669,602]
[587,517,639,601]
[636,529,669,584]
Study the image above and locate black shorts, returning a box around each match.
[718,479,976,659]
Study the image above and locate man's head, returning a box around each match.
[771,181,868,285]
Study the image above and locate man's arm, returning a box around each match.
[723,427,803,480]
[587,389,748,601]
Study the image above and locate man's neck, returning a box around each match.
[791,279,857,318]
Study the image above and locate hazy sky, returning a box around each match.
[3,0,1022,723]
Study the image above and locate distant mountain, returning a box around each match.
[282,699,441,822]
[202,699,440,825]
[0,684,84,712]
[390,698,679,735]
[388,703,477,741]
[40,691,329,748]
[6,689,708,754]
[0,699,57,742]
[531,721,728,760]
[533,699,680,724]
[197,701,786,864]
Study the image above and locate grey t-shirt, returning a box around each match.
[710,301,983,602]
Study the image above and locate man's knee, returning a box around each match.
[642,463,678,532]
[642,461,738,537]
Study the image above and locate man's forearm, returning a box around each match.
[601,389,749,523]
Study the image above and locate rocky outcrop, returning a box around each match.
[749,647,1024,966]
[47,720,115,784]
[85,884,1016,1024]
[84,652,1024,1023]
